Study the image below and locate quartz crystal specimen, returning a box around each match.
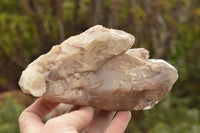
[19,25,178,111]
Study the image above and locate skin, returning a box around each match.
[18,98,132,133]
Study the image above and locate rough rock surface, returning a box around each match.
[19,25,178,111]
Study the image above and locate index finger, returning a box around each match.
[18,98,59,132]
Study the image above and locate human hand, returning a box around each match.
[19,98,131,133]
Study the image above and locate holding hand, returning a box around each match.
[19,98,131,133]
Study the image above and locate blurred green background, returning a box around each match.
[0,0,200,133]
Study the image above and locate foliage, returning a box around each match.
[0,94,25,133]
[126,94,200,133]
[0,0,200,133]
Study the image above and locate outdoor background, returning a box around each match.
[0,0,200,133]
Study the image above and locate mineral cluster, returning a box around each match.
[19,25,178,111]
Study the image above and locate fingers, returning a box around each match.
[19,98,59,133]
[19,97,131,133]
[84,110,116,133]
[63,106,94,131]
[105,111,132,133]
[45,106,94,132]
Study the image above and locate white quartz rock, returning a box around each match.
[19,25,178,111]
